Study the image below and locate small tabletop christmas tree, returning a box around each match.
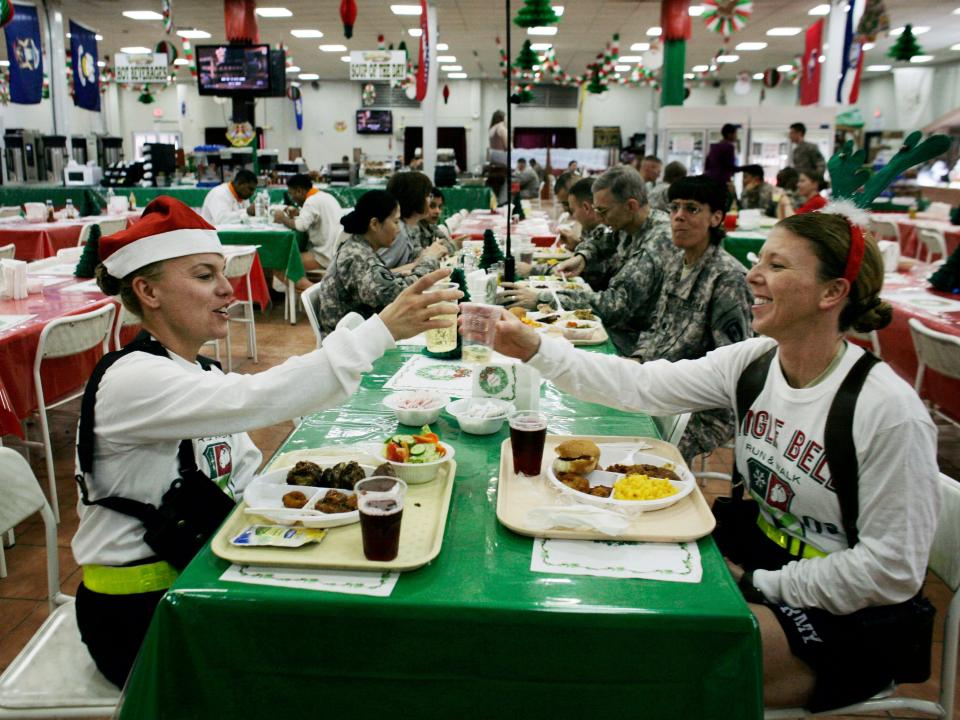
[929,246,960,294]
[514,0,559,28]
[888,24,923,62]
[480,229,505,270]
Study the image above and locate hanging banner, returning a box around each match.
[836,5,864,105]
[800,19,823,106]
[4,3,43,104]
[115,53,169,83]
[70,20,100,111]
[349,50,406,81]
[893,67,933,131]
[224,0,259,43]
[415,0,428,102]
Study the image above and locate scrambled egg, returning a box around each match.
[613,474,678,501]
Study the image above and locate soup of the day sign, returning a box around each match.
[349,50,406,81]
[115,53,169,83]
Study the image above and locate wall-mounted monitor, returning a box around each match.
[356,109,393,135]
[196,44,271,96]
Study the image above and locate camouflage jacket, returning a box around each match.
[648,182,671,213]
[630,243,754,460]
[740,182,775,212]
[319,235,439,334]
[415,218,458,254]
[557,217,675,354]
[792,141,826,179]
[377,221,419,269]
[573,209,671,283]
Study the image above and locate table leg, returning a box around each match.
[287,280,297,324]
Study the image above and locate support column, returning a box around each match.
[421,2,439,180]
[42,0,71,137]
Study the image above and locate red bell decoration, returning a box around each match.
[442,83,450,104]
[340,0,358,39]
[661,0,692,41]
[224,0,259,43]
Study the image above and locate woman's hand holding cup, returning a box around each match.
[379,269,462,341]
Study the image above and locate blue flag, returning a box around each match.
[70,19,100,111]
[4,3,43,105]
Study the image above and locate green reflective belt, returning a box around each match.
[756,514,827,560]
[83,561,179,595]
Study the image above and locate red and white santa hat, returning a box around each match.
[99,196,223,278]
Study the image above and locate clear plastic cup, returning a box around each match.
[423,282,458,353]
[459,302,501,363]
[356,476,408,561]
[508,410,548,477]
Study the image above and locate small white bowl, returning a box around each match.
[561,319,601,341]
[374,441,455,484]
[383,391,448,426]
[446,398,514,435]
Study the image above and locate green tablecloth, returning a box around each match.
[118,344,762,720]
[325,185,494,218]
[723,231,769,269]
[0,184,105,216]
[217,225,306,282]
[127,186,292,208]
[869,198,929,213]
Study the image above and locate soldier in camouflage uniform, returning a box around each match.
[789,123,826,179]
[319,191,443,334]
[630,176,753,461]
[379,171,449,270]
[739,164,775,215]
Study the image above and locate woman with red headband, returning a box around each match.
[480,209,940,713]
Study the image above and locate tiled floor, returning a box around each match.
[1,307,958,719]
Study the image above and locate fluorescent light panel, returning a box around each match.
[777,64,794,71]
[256,7,292,17]
[121,46,152,54]
[530,43,552,51]
[890,26,929,35]
[752,72,763,79]
[122,10,162,20]
[173,58,189,65]
[177,29,210,39]
[527,26,557,35]
[448,72,467,79]
[437,42,449,50]
[614,64,630,71]
[767,27,801,36]
[441,65,462,71]
[341,56,350,62]
[630,42,650,51]
[291,29,323,38]
[285,65,300,72]
[716,54,739,63]
[0,60,8,66]
[688,5,705,16]
[735,42,767,51]
[952,43,960,51]
[390,4,422,14]
[910,55,933,63]
[319,44,347,52]
[866,64,891,71]
[618,55,643,62]
[97,60,105,67]
[408,28,422,37]
[691,64,709,72]
[647,26,662,36]
[553,5,565,16]
[808,4,831,15]
[95,34,103,40]
[298,73,319,80]
[436,55,457,63]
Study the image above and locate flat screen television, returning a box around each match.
[356,109,393,135]
[196,44,271,96]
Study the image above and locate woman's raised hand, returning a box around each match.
[379,268,462,340]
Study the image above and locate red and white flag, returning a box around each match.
[415,0,429,102]
[800,19,823,106]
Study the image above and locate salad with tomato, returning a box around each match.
[383,426,447,464]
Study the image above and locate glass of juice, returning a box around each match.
[423,283,458,353]
[508,410,548,477]
[355,476,408,562]
[459,302,500,363]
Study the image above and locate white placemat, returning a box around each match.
[882,289,960,314]
[220,564,399,596]
[531,538,703,583]
[396,333,428,347]
[383,355,476,395]
[0,314,35,333]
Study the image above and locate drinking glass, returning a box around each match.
[356,477,408,561]
[508,410,548,477]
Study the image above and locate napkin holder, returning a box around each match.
[107,195,130,214]
[472,363,541,411]
[56,247,83,264]
[466,269,498,304]
[23,202,47,222]
[0,259,29,300]
[877,240,900,273]
[738,209,762,230]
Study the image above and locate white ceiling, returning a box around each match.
[2,1,959,84]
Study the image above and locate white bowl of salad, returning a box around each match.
[382,391,449,426]
[446,398,515,435]
[377,427,455,484]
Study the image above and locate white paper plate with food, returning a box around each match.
[546,439,695,513]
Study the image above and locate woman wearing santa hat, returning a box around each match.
[70,197,460,687]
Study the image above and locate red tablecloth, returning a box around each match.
[457,210,556,244]
[0,213,141,260]
[870,213,960,260]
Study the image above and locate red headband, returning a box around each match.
[841,220,865,285]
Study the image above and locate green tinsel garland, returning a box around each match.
[74,224,101,278]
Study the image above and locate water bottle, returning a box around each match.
[45,199,53,222]
[65,198,75,218]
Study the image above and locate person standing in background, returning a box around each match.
[639,156,663,192]
[514,158,541,199]
[486,110,509,205]
[789,123,826,179]
[704,124,739,189]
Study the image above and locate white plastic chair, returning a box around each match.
[651,412,691,447]
[0,447,121,718]
[300,281,324,349]
[0,206,20,219]
[909,318,960,428]
[868,218,901,250]
[96,218,128,237]
[916,226,948,263]
[75,222,96,247]
[222,247,259,373]
[764,472,960,720]
[0,243,15,259]
[112,304,142,351]
[24,304,116,523]
[846,329,881,357]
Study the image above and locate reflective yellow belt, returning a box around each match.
[83,561,179,595]
[756,514,827,559]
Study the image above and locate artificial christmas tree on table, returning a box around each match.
[929,246,960,294]
[480,229,505,270]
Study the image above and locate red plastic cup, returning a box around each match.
[724,213,738,231]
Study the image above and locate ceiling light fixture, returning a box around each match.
[408,28,422,37]
[630,42,650,51]
[291,29,323,38]
[341,56,351,62]
[122,10,163,20]
[97,60,105,67]
[448,72,467,79]
[735,42,767,51]
[173,58,189,66]
[527,26,557,35]
[866,64,891,71]
[298,73,319,80]
[909,55,933,63]
[688,5,705,16]
[66,32,71,38]
[691,64,709,72]
[776,64,794,71]
[120,46,152,54]
[618,55,643,62]
[808,4,831,15]
[647,26,662,36]
[319,44,347,52]
[530,43,552,51]
[95,34,103,40]
[0,60,9,66]
[390,4,421,14]
[441,65,463,71]
[684,72,695,79]
[614,64,630,71]
[437,55,457,63]
[177,29,211,39]
[952,43,960,51]
[752,72,764,79]
[553,5,565,16]
[862,42,875,50]
[255,7,292,17]
[437,42,449,50]
[285,65,300,72]
[716,54,739,62]
[767,27,802,36]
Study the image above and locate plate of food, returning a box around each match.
[532,248,573,261]
[375,425,455,484]
[525,275,588,287]
[546,439,695,512]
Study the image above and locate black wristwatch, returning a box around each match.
[738,570,767,604]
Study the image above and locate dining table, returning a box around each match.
[456,208,557,244]
[0,185,106,216]
[868,212,960,260]
[324,185,495,218]
[0,213,139,261]
[116,341,763,720]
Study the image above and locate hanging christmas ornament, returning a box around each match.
[405,84,417,100]
[733,71,751,95]
[495,36,509,78]
[224,0,259,43]
[642,40,664,71]
[340,0,358,39]
[586,65,607,94]
[138,86,155,104]
[513,39,539,70]
[1,0,15,28]
[702,0,753,37]
[226,121,256,147]
[855,0,889,42]
[162,0,172,34]
[377,34,386,51]
[513,0,559,28]
[887,24,923,62]
[762,67,781,88]
[155,40,177,65]
[362,82,376,106]
[442,83,450,104]
[510,83,534,103]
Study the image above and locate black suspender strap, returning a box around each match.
[730,346,777,500]
[823,351,880,548]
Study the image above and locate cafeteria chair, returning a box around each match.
[651,412,691,447]
[0,206,20,219]
[846,329,881,357]
[301,282,324,349]
[23,303,116,523]
[764,472,959,719]
[111,304,142,351]
[0,448,121,718]
[916,226,948,263]
[96,218,127,237]
[908,318,960,429]
[0,243,15,259]
[222,247,259,372]
[75,222,96,247]
[867,219,901,250]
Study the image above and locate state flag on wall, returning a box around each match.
[70,19,100,111]
[800,19,823,106]
[3,3,43,104]
[836,6,864,105]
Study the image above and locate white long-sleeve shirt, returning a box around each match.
[528,335,940,615]
[200,182,250,226]
[72,316,395,566]
[294,189,344,270]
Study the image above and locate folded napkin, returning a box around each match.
[0,259,28,299]
[877,240,900,273]
[472,362,541,410]
[526,505,630,535]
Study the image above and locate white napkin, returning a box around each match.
[526,505,630,535]
[219,564,399,597]
[472,362,540,410]
[56,246,82,263]
[738,209,762,230]
[877,240,900,273]
[23,202,46,221]
[0,259,28,299]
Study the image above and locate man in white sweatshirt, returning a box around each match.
[200,169,258,225]
[272,174,344,289]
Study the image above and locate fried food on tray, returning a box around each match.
[372,462,399,479]
[557,472,590,494]
[572,309,594,320]
[589,485,613,498]
[282,490,308,509]
[286,461,324,486]
[605,463,679,482]
[508,306,527,319]
[314,488,358,514]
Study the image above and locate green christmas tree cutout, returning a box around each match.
[888,24,923,62]
[586,65,607,94]
[514,0,559,28]
[513,40,539,71]
[480,229,505,270]
[74,224,101,278]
